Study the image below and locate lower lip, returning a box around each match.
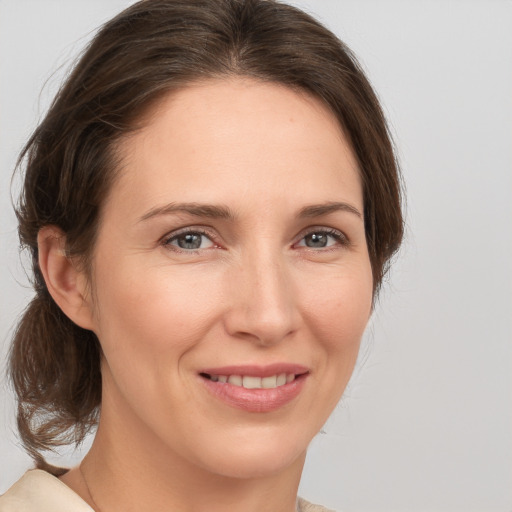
[200,375,307,413]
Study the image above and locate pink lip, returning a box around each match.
[198,363,309,413]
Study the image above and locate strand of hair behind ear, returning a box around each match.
[9,292,101,473]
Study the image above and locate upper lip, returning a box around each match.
[199,363,309,378]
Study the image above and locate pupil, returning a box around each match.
[178,233,202,249]
[306,233,327,248]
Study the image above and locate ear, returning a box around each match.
[37,226,95,331]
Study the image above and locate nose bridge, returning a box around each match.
[225,244,298,345]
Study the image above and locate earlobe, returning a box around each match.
[37,226,95,331]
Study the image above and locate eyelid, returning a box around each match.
[159,224,350,252]
[293,226,350,248]
[161,226,221,251]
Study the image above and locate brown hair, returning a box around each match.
[9,0,403,472]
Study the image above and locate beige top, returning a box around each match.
[0,470,335,512]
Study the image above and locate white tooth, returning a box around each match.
[277,373,287,386]
[286,373,295,383]
[218,375,228,383]
[228,375,242,386]
[210,375,219,382]
[243,376,262,389]
[261,375,277,389]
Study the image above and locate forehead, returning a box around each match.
[110,78,362,216]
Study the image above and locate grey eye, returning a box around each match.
[167,232,215,250]
[304,232,329,248]
[296,229,347,249]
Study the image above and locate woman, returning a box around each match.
[1,0,403,510]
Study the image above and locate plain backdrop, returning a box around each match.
[1,1,511,511]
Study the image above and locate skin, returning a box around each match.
[40,78,373,512]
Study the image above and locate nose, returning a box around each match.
[223,250,300,346]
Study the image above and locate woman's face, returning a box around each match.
[85,78,373,479]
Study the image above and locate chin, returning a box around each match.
[187,427,310,480]
[203,450,305,480]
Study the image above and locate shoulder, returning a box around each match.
[1,473,337,512]
[0,470,93,512]
[297,496,338,512]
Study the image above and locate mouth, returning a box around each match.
[199,372,298,389]
[198,365,309,412]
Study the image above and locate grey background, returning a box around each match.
[1,1,511,510]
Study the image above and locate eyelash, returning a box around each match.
[162,228,217,253]
[296,228,349,250]
[161,226,349,253]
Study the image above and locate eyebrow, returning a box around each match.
[138,200,362,223]
[138,202,234,223]
[298,201,362,219]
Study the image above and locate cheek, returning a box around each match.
[289,261,373,431]
[91,260,223,360]
[300,260,373,350]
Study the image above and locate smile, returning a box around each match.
[201,373,296,389]
[198,364,309,413]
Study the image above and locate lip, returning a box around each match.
[199,363,309,378]
[198,363,309,413]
